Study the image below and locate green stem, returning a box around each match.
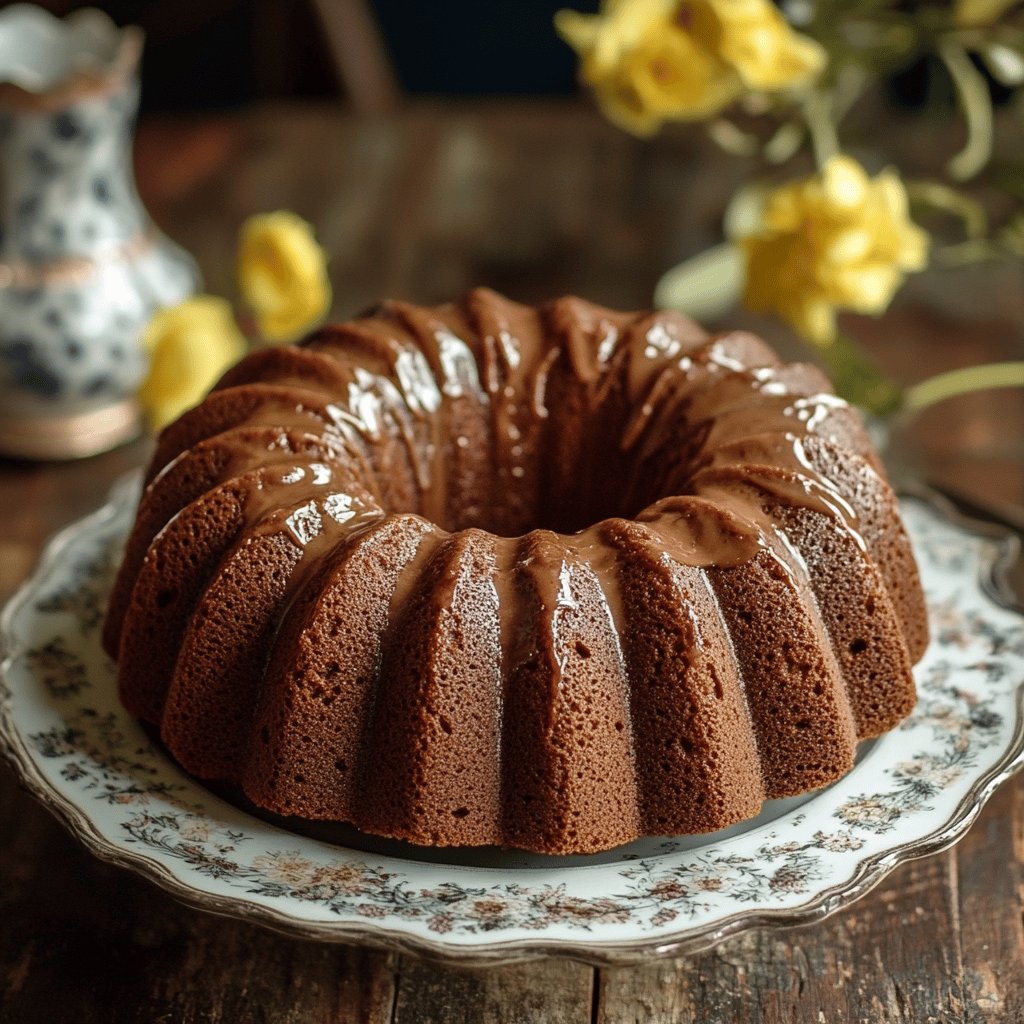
[801,89,839,169]
[939,37,995,181]
[935,238,1004,265]
[903,361,1024,412]
[707,118,759,157]
[819,333,903,416]
[906,179,987,237]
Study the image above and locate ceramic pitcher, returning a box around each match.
[0,4,198,459]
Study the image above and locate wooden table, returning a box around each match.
[2,101,1023,1023]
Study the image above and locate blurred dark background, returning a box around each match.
[17,0,600,111]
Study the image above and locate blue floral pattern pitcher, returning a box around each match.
[0,4,198,458]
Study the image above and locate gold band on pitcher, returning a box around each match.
[0,398,141,460]
[0,224,157,289]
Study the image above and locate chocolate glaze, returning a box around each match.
[148,289,869,561]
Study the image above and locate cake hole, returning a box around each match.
[575,641,591,659]
[155,587,176,608]
[451,807,470,818]
[368,375,718,536]
[849,638,868,656]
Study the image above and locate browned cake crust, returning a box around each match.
[105,288,929,855]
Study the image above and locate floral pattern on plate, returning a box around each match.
[1,476,1022,965]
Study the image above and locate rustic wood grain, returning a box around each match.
[0,771,398,1024]
[392,959,593,1024]
[1,100,1023,1023]
[956,784,1024,1022]
[598,856,970,1023]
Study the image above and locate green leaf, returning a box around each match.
[903,361,1024,413]
[979,42,1024,85]
[654,243,745,322]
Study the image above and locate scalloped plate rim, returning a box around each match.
[0,475,1021,967]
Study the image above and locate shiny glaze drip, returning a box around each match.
[634,497,767,568]
[469,290,556,531]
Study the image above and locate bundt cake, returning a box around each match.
[104,287,928,855]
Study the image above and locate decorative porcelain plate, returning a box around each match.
[2,477,1022,966]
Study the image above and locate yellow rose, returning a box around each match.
[715,0,828,91]
[237,211,331,342]
[741,156,929,345]
[137,296,247,432]
[556,0,825,136]
[590,24,741,135]
[954,0,1020,27]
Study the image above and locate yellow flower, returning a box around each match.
[954,0,1020,28]
[138,296,247,432]
[741,156,929,344]
[237,211,331,342]
[715,0,828,91]
[556,0,825,136]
